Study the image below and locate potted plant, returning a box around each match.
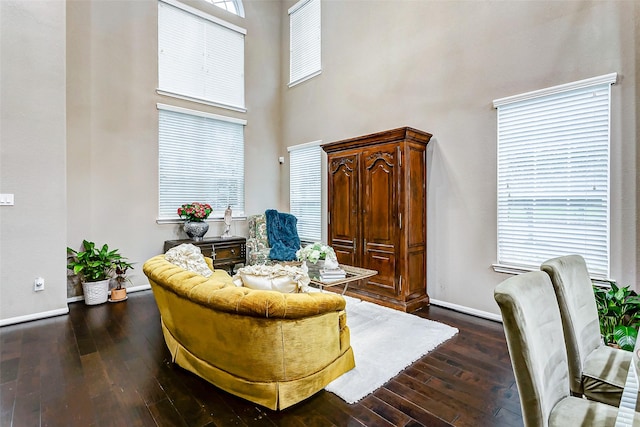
[67,240,129,305]
[178,202,213,241]
[593,282,640,351]
[296,242,339,275]
[296,242,337,265]
[111,259,134,302]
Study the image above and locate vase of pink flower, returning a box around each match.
[178,202,212,241]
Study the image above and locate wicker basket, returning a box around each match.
[82,279,109,305]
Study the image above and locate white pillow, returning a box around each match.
[165,244,212,278]
[233,264,310,293]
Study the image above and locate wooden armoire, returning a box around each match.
[322,127,432,312]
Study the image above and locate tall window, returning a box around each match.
[288,0,321,87]
[494,73,617,278]
[158,0,246,111]
[206,0,244,17]
[158,104,246,220]
[289,142,322,242]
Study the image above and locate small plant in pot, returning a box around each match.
[111,259,134,302]
[593,282,640,351]
[67,240,129,305]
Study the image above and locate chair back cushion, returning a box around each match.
[495,271,570,427]
[248,214,269,249]
[541,254,602,395]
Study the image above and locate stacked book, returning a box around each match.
[320,267,346,281]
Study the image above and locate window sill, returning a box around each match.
[156,215,247,225]
[492,263,613,286]
[288,70,322,88]
[156,89,247,114]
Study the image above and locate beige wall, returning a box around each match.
[1,0,637,323]
[280,0,639,316]
[66,0,284,296]
[0,0,69,322]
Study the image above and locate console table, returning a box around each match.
[164,236,246,273]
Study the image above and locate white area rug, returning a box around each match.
[325,295,459,404]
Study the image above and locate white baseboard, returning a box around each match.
[0,307,69,327]
[2,285,154,327]
[430,299,503,323]
[67,284,152,304]
[126,284,152,293]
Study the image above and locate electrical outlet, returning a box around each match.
[34,277,44,292]
[0,194,14,206]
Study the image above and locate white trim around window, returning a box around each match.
[288,140,323,242]
[288,0,321,87]
[156,103,247,125]
[206,0,245,18]
[158,0,246,112]
[157,103,246,222]
[493,73,617,279]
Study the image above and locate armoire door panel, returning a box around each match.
[332,238,356,266]
[362,146,397,247]
[328,154,359,263]
[362,249,396,295]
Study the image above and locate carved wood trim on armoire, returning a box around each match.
[322,127,432,312]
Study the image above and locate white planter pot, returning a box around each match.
[82,279,110,305]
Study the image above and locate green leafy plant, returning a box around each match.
[67,240,128,283]
[296,242,336,264]
[593,282,640,351]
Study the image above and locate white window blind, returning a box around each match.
[494,73,617,278]
[158,104,245,220]
[158,0,245,111]
[289,0,321,87]
[289,142,322,241]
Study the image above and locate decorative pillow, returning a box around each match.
[232,264,310,293]
[165,244,212,278]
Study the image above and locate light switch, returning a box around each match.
[0,194,14,206]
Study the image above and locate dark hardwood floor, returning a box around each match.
[0,290,523,427]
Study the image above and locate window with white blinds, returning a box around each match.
[158,0,245,111]
[158,104,245,221]
[289,142,322,241]
[494,73,617,278]
[288,0,321,87]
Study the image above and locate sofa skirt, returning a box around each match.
[161,319,355,410]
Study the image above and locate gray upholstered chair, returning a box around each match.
[494,271,637,426]
[541,254,634,407]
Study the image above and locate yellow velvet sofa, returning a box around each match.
[142,254,355,410]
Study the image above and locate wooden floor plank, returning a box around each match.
[148,398,190,427]
[0,290,525,426]
[0,381,16,426]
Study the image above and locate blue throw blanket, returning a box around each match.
[265,209,301,261]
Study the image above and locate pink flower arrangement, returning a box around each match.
[177,202,213,222]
